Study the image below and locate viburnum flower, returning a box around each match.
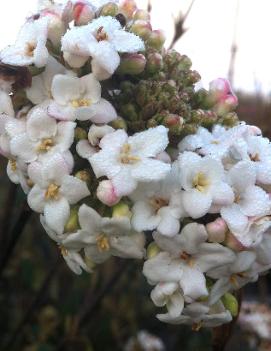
[40,215,92,275]
[89,126,171,197]
[61,16,145,75]
[7,158,30,194]
[63,204,145,263]
[178,151,234,218]
[26,56,67,104]
[221,161,271,247]
[157,300,232,327]
[130,164,186,236]
[9,103,76,163]
[48,73,117,123]
[0,17,49,68]
[143,223,235,301]
[208,251,257,305]
[27,153,90,234]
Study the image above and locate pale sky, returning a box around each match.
[0,0,270,94]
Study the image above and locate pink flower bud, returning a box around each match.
[97,180,120,207]
[209,78,231,100]
[130,20,152,40]
[73,1,95,26]
[209,78,238,116]
[206,218,227,243]
[147,30,166,50]
[225,232,246,252]
[119,0,137,19]
[117,53,146,75]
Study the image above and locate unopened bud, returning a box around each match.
[64,207,79,232]
[215,94,238,116]
[206,218,227,243]
[220,112,239,127]
[133,9,150,21]
[163,114,184,134]
[117,53,146,75]
[130,20,152,40]
[73,2,95,25]
[75,170,92,184]
[119,0,137,19]
[209,78,231,100]
[110,117,127,130]
[221,293,239,317]
[112,202,132,218]
[147,242,160,259]
[224,232,246,252]
[147,30,166,50]
[75,127,88,141]
[97,180,120,207]
[146,52,163,74]
[120,103,138,121]
[99,2,119,17]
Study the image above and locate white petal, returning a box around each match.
[111,30,145,53]
[10,133,37,163]
[76,140,96,159]
[78,204,101,233]
[51,74,80,105]
[44,198,70,235]
[48,102,75,121]
[112,167,138,196]
[182,189,212,218]
[221,204,248,233]
[211,182,234,206]
[55,121,76,151]
[239,186,270,217]
[196,243,235,272]
[156,207,180,237]
[60,175,90,204]
[27,106,57,141]
[110,234,145,259]
[43,153,70,184]
[89,99,117,124]
[132,201,160,232]
[90,41,120,74]
[84,245,111,264]
[151,282,179,307]
[179,266,208,300]
[27,184,46,213]
[80,73,101,103]
[167,292,185,318]
[228,160,256,191]
[179,223,208,254]
[131,158,171,182]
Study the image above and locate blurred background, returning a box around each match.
[0,1,271,350]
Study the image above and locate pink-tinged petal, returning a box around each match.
[27,184,46,213]
[76,140,96,159]
[74,106,96,121]
[10,134,37,163]
[112,168,137,196]
[78,204,101,233]
[131,158,171,182]
[27,106,57,141]
[143,252,183,284]
[96,180,120,206]
[132,201,160,232]
[89,99,117,124]
[55,121,76,151]
[44,198,70,235]
[182,189,212,218]
[48,102,75,121]
[129,126,169,158]
[28,161,45,187]
[179,266,208,300]
[228,161,256,191]
[60,175,90,204]
[221,204,249,234]
[80,73,101,103]
[43,153,70,184]
[239,186,270,217]
[51,74,81,105]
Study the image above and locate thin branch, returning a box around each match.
[3,256,61,351]
[169,0,196,49]
[147,0,152,13]
[0,203,31,278]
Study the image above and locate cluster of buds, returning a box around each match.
[0,0,271,333]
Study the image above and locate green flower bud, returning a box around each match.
[133,9,150,21]
[112,202,132,219]
[75,170,92,184]
[64,207,80,232]
[221,293,239,318]
[147,242,160,259]
[110,117,127,130]
[120,103,138,121]
[117,53,146,75]
[147,30,166,50]
[130,20,152,40]
[99,2,119,16]
[75,127,88,141]
[146,52,163,75]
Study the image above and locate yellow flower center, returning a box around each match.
[10,159,17,172]
[192,172,210,192]
[96,234,110,252]
[180,251,195,267]
[37,138,54,153]
[249,152,260,162]
[211,140,220,145]
[25,42,36,57]
[192,321,203,331]
[59,245,68,257]
[95,26,108,42]
[149,197,169,212]
[71,98,91,108]
[120,144,141,164]
[45,183,60,201]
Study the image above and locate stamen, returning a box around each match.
[45,183,60,200]
[249,153,260,162]
[71,98,91,107]
[149,197,169,212]
[25,42,36,57]
[95,26,108,41]
[37,138,54,152]
[120,144,140,164]
[10,159,17,172]
[96,234,110,252]
[192,321,202,331]
[192,172,209,192]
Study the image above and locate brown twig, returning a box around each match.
[169,0,196,49]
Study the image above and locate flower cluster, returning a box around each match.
[1,0,271,331]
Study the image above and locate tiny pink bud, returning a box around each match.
[225,232,246,252]
[130,20,152,40]
[73,1,95,26]
[97,180,120,207]
[119,0,137,18]
[206,218,227,243]
[209,78,231,100]
[133,9,151,21]
[117,53,146,75]
[146,52,163,74]
[147,30,166,50]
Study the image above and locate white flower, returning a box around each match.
[76,124,114,160]
[89,126,171,197]
[0,18,49,68]
[40,215,91,275]
[131,163,186,236]
[0,91,15,117]
[61,16,144,75]
[143,223,235,301]
[9,103,76,163]
[157,300,232,327]
[178,151,234,218]
[48,73,117,123]
[27,153,90,234]
[221,161,271,247]
[7,159,30,194]
[62,204,145,263]
[26,56,67,104]
[208,251,257,305]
